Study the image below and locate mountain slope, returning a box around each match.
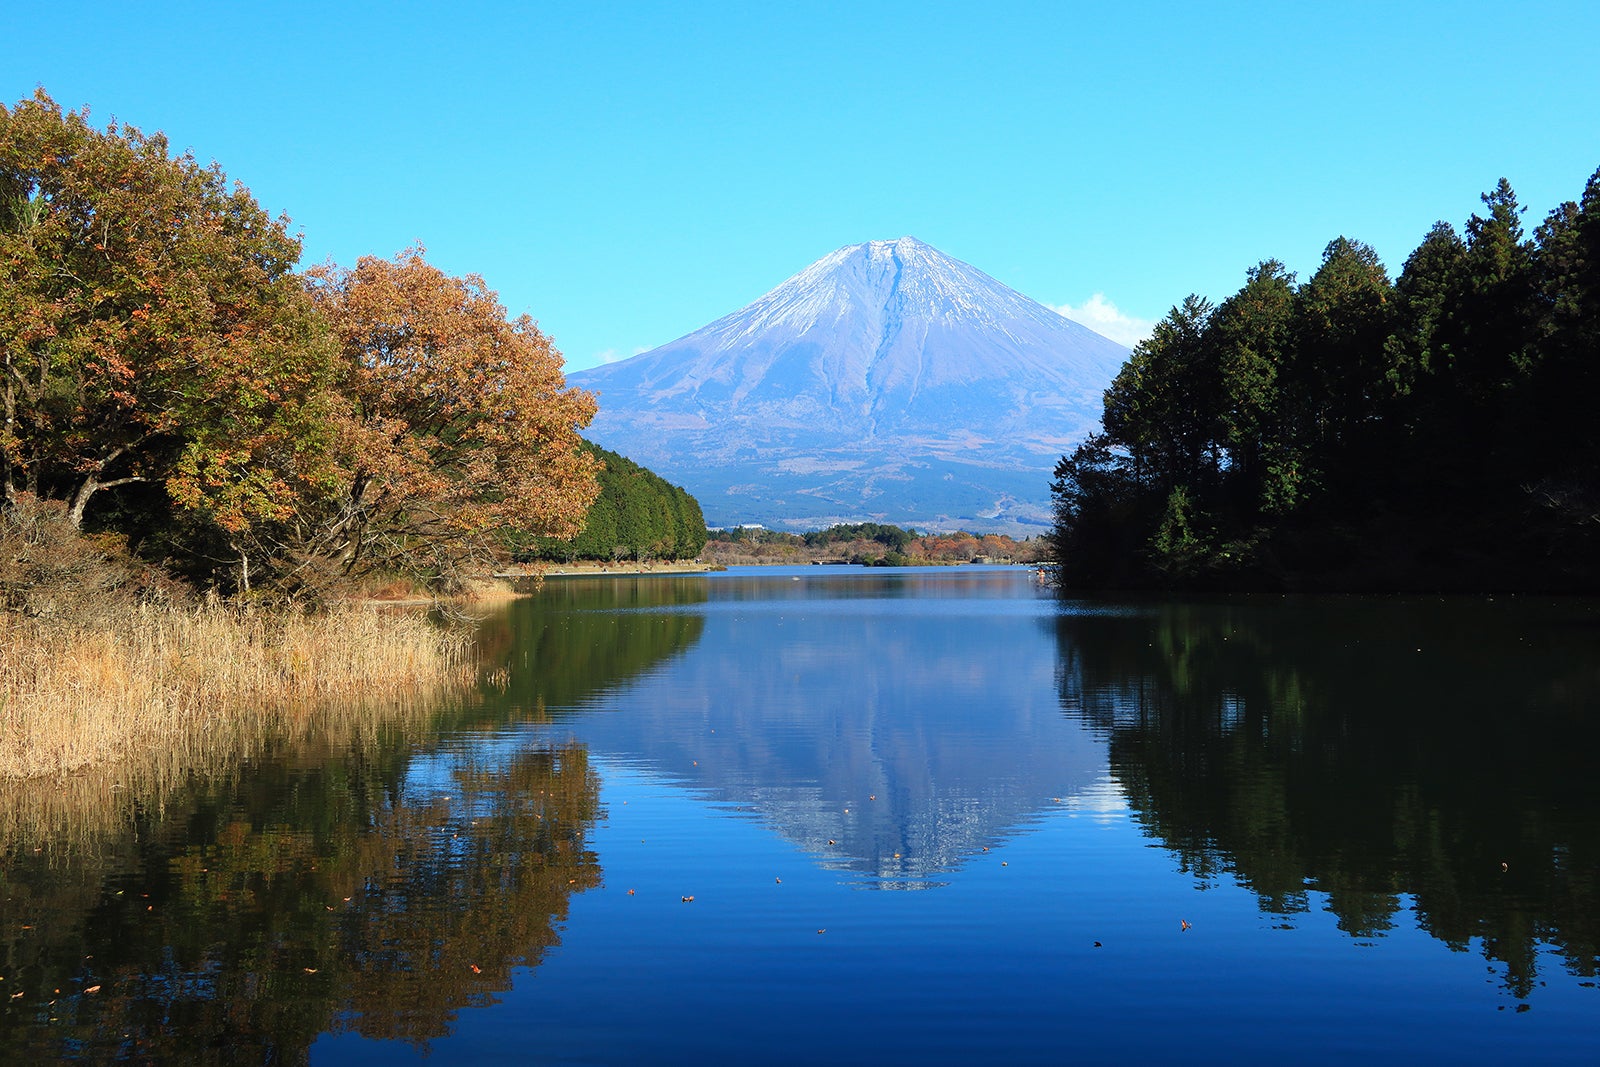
[568,237,1129,532]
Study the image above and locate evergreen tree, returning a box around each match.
[519,443,708,563]
[1286,237,1393,495]
[1048,167,1600,591]
[1102,295,1217,495]
[1207,260,1297,516]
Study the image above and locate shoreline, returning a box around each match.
[496,561,722,579]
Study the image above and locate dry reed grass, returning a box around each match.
[0,603,478,845]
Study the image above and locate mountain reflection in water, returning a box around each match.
[488,568,1108,888]
[6,573,1600,1063]
[1052,596,1600,999]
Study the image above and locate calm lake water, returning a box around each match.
[4,566,1600,1064]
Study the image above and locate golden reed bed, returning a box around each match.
[0,604,478,845]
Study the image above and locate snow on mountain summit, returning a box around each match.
[567,238,1130,532]
[680,236,1110,360]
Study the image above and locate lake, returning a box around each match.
[3,567,1599,1064]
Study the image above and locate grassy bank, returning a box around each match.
[0,604,476,784]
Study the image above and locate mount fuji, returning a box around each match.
[566,237,1130,533]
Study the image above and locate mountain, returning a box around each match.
[567,237,1130,533]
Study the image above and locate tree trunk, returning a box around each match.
[67,471,147,529]
[67,477,97,529]
[2,369,15,509]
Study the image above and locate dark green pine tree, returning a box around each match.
[1286,237,1394,498]
[517,443,708,563]
[1383,220,1468,501]
[1101,294,1217,497]
[1527,167,1600,540]
[1206,260,1298,518]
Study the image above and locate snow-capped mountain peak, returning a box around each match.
[567,238,1130,533]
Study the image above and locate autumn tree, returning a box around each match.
[0,90,335,536]
[280,249,600,590]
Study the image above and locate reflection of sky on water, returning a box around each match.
[339,575,1600,1063]
[517,567,1110,887]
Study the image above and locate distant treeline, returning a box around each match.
[803,522,915,552]
[518,443,707,562]
[706,523,1046,566]
[1051,169,1600,591]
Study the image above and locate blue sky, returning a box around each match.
[7,1,1599,370]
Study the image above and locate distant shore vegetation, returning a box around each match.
[1051,168,1600,592]
[703,523,1048,567]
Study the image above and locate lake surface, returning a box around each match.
[4,567,1599,1064]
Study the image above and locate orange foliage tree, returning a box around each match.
[0,90,335,534]
[282,249,601,589]
[3,91,601,596]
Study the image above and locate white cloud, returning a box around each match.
[581,345,652,371]
[1052,294,1155,348]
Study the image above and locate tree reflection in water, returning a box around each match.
[1053,596,1600,1001]
[0,738,601,1062]
[473,574,708,717]
[0,577,715,1063]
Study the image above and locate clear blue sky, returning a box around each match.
[7,1,1598,369]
